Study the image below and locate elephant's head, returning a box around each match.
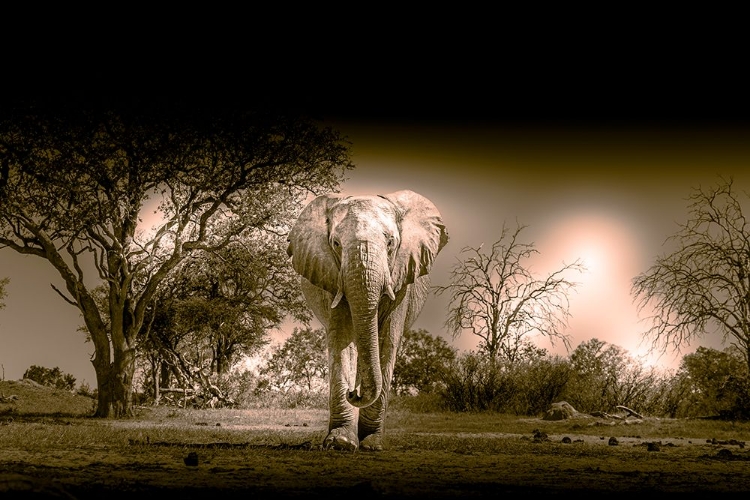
[287,190,448,408]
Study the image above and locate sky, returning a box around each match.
[1,51,749,386]
[2,115,750,386]
[312,120,750,368]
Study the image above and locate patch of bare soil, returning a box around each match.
[3,417,750,499]
[2,388,750,498]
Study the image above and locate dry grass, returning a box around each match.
[3,378,750,448]
[0,379,95,417]
[4,380,750,497]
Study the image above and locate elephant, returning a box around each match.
[286,190,448,451]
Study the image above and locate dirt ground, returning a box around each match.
[3,415,750,499]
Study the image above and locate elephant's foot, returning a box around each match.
[323,426,359,452]
[359,433,383,452]
[358,415,384,451]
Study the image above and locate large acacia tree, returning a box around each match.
[632,177,750,371]
[0,97,353,417]
[434,222,585,362]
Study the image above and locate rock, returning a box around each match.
[717,448,733,459]
[184,452,199,466]
[532,429,549,442]
[542,401,578,421]
[608,437,619,446]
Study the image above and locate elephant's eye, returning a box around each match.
[386,234,396,253]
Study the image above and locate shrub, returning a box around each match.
[718,374,750,420]
[511,356,571,416]
[76,382,97,399]
[23,365,76,391]
[440,353,517,412]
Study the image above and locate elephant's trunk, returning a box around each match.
[342,240,388,408]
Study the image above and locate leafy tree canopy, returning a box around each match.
[0,97,354,417]
[392,328,456,395]
[260,327,327,392]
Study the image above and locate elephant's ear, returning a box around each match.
[382,190,449,290]
[287,194,343,295]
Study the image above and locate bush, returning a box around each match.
[249,385,327,409]
[440,353,517,412]
[439,353,574,416]
[23,365,76,391]
[76,382,97,399]
[718,374,750,420]
[511,357,571,416]
[392,328,456,396]
[248,373,327,410]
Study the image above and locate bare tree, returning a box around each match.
[0,98,354,417]
[434,222,585,362]
[632,176,750,371]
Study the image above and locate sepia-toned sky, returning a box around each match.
[312,120,750,368]
[1,62,749,385]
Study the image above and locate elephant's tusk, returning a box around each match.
[331,289,344,308]
[331,271,345,308]
[384,282,396,301]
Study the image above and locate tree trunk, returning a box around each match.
[113,348,136,417]
[151,357,162,405]
[88,315,114,418]
[91,348,136,418]
[92,366,112,418]
[216,354,227,376]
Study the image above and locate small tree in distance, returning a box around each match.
[632,177,750,372]
[434,221,585,362]
[259,327,327,393]
[679,346,747,417]
[392,328,457,396]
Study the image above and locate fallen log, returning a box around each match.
[616,405,644,419]
[0,393,19,403]
[159,388,195,394]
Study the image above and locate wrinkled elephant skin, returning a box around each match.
[287,190,448,451]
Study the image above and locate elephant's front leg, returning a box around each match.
[324,305,359,452]
[359,287,423,451]
[358,317,402,451]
